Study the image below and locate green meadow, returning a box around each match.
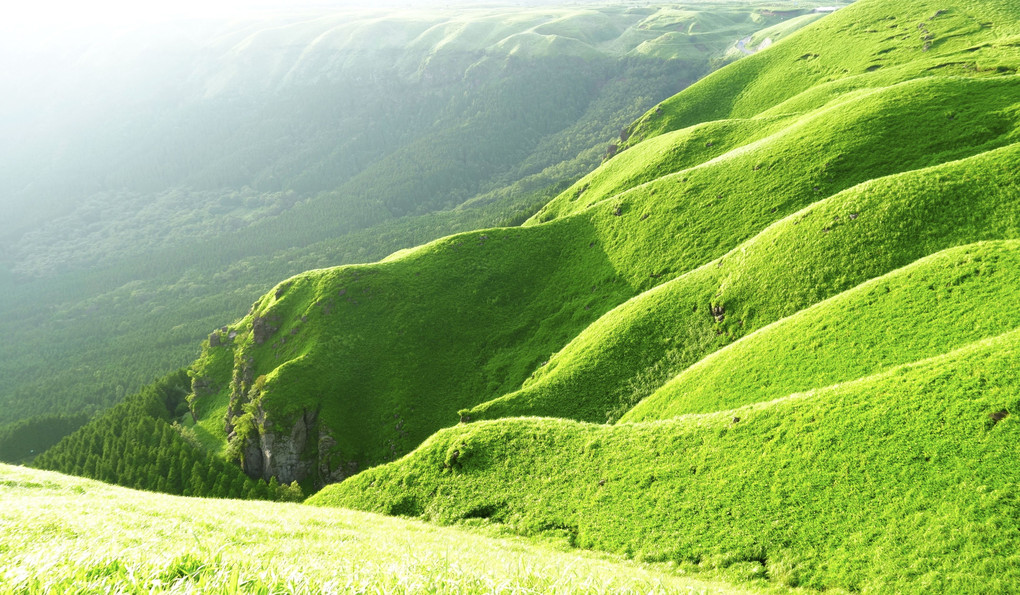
[0,464,762,594]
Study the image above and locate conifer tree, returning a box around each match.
[189,462,207,496]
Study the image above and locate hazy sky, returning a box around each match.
[6,1,347,28]
[3,0,526,32]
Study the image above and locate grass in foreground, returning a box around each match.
[0,464,765,594]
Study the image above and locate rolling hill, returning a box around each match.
[312,319,1020,591]
[173,0,1020,486]
[29,0,1020,590]
[317,0,1020,590]
[0,1,820,440]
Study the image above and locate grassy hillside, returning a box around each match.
[313,291,1020,591]
[466,141,1020,423]
[298,0,1020,592]
[182,0,1020,485]
[1,2,821,432]
[625,241,1020,419]
[621,0,1020,146]
[23,0,1020,589]
[0,464,759,594]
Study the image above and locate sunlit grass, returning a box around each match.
[0,464,761,594]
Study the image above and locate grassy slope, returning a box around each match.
[620,0,1020,147]
[466,141,1020,423]
[191,218,639,469]
[190,70,1020,474]
[309,0,1020,592]
[0,464,760,594]
[313,305,1020,592]
[453,0,1020,422]
[625,241,1020,419]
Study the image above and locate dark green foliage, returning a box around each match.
[0,413,90,464]
[31,370,301,501]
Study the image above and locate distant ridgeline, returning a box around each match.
[0,1,835,448]
[29,0,1020,589]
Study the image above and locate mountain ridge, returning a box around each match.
[181,29,1020,483]
[302,0,1020,590]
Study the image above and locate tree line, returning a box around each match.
[32,370,303,501]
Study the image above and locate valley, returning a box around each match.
[4,0,1020,591]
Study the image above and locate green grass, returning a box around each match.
[534,75,1020,224]
[0,464,763,594]
[623,0,1020,146]
[314,319,1020,592]
[466,142,1020,424]
[188,218,640,477]
[625,241,1020,420]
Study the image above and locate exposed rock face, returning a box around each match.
[241,433,265,478]
[251,315,279,345]
[217,310,355,487]
[234,403,353,487]
[260,408,317,484]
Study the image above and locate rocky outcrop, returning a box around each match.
[251,315,279,345]
[259,408,317,484]
[216,295,360,487]
[233,402,354,488]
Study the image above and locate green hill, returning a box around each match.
[27,0,1020,590]
[625,241,1020,420]
[0,1,815,434]
[466,141,1020,424]
[312,317,1020,591]
[180,0,1020,488]
[621,0,1020,146]
[306,0,1020,591]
